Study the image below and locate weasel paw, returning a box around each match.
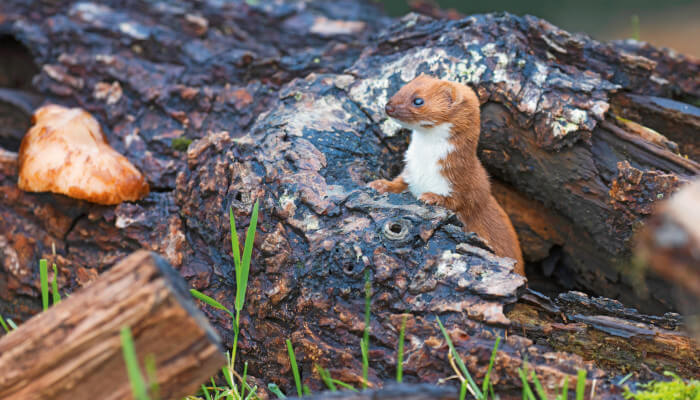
[419,192,445,206]
[368,179,390,194]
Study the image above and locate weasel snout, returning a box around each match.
[384,103,396,117]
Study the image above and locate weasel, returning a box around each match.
[368,74,525,275]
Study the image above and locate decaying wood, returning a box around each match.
[510,290,698,379]
[0,251,225,400]
[0,0,698,397]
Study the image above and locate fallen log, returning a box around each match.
[0,0,699,397]
[0,250,225,400]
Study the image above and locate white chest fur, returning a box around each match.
[401,122,454,198]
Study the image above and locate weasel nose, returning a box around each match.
[385,104,395,116]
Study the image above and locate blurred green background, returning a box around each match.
[379,0,700,57]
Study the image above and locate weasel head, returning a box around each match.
[385,74,480,136]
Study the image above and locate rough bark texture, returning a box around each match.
[0,250,225,400]
[0,0,698,398]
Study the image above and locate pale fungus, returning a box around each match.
[18,104,149,205]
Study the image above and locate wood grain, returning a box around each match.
[0,250,225,400]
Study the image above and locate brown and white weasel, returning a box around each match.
[368,74,525,275]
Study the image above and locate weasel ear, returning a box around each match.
[441,83,463,107]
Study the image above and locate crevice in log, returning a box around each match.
[0,34,40,152]
[0,35,38,91]
[610,92,700,161]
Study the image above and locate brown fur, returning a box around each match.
[369,74,525,275]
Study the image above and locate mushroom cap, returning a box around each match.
[18,104,149,205]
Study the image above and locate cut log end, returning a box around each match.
[0,250,226,400]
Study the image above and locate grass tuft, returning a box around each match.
[189,200,260,400]
[436,316,482,398]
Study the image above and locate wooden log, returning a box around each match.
[0,250,225,400]
[508,290,700,379]
[1,0,700,395]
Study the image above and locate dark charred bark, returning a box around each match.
[0,1,698,398]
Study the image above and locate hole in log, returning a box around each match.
[382,218,410,242]
[342,262,355,275]
[610,93,700,162]
[0,35,40,151]
[0,35,39,90]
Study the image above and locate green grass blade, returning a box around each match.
[202,384,213,400]
[268,383,287,399]
[362,269,371,389]
[0,314,9,333]
[144,354,160,399]
[576,369,587,400]
[331,380,358,392]
[316,364,337,391]
[517,367,536,400]
[436,316,482,398]
[396,314,408,383]
[40,259,49,311]
[51,264,61,305]
[241,361,249,399]
[120,326,149,400]
[630,14,640,41]
[459,380,467,400]
[222,366,235,389]
[303,385,311,396]
[286,339,303,397]
[482,336,501,396]
[190,289,234,317]
[244,385,258,400]
[360,338,369,389]
[236,200,259,312]
[531,370,547,400]
[6,319,17,330]
[618,372,632,386]
[560,375,569,400]
[228,207,241,296]
[230,207,242,283]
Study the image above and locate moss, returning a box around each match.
[624,372,699,400]
[171,137,192,152]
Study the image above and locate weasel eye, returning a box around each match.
[412,97,424,106]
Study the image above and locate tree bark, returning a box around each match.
[0,250,225,400]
